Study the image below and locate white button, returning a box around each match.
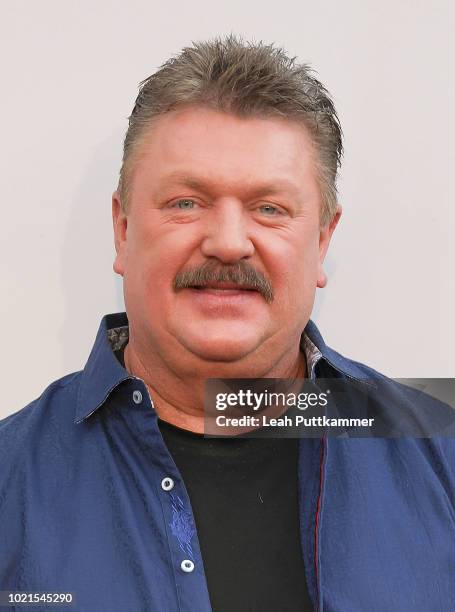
[132,390,143,404]
[181,559,195,573]
[161,477,174,491]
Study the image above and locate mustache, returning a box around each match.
[173,260,274,303]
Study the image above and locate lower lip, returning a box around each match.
[184,287,262,308]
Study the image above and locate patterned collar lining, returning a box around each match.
[107,325,322,379]
[302,333,323,380]
[107,326,129,352]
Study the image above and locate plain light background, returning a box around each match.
[1,1,454,419]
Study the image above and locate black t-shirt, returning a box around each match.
[116,346,313,612]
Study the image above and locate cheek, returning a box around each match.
[263,230,320,296]
[126,223,199,298]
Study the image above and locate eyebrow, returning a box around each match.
[159,172,301,199]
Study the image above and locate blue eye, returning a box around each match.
[259,204,281,215]
[174,199,195,209]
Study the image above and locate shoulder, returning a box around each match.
[320,348,455,507]
[323,345,455,467]
[0,371,82,460]
[323,342,452,415]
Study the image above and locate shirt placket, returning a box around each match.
[128,378,213,612]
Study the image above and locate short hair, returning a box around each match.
[118,34,343,226]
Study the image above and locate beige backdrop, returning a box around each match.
[1,0,454,419]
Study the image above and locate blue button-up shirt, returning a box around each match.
[1,312,454,611]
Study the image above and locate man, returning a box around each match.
[1,35,454,612]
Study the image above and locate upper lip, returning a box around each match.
[191,282,256,290]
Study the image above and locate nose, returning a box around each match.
[200,199,255,263]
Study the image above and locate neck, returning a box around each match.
[123,336,307,434]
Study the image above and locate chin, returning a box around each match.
[178,326,264,363]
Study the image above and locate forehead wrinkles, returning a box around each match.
[154,171,304,202]
[124,108,320,206]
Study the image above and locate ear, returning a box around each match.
[317,204,342,288]
[112,191,128,277]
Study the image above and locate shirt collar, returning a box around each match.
[75,312,133,423]
[75,311,370,424]
[302,319,373,381]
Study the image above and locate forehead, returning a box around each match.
[128,106,320,200]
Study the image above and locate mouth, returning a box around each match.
[179,281,265,312]
[189,282,258,294]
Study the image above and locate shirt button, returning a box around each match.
[181,559,195,573]
[132,390,143,404]
[161,477,174,491]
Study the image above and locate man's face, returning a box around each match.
[113,106,340,366]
